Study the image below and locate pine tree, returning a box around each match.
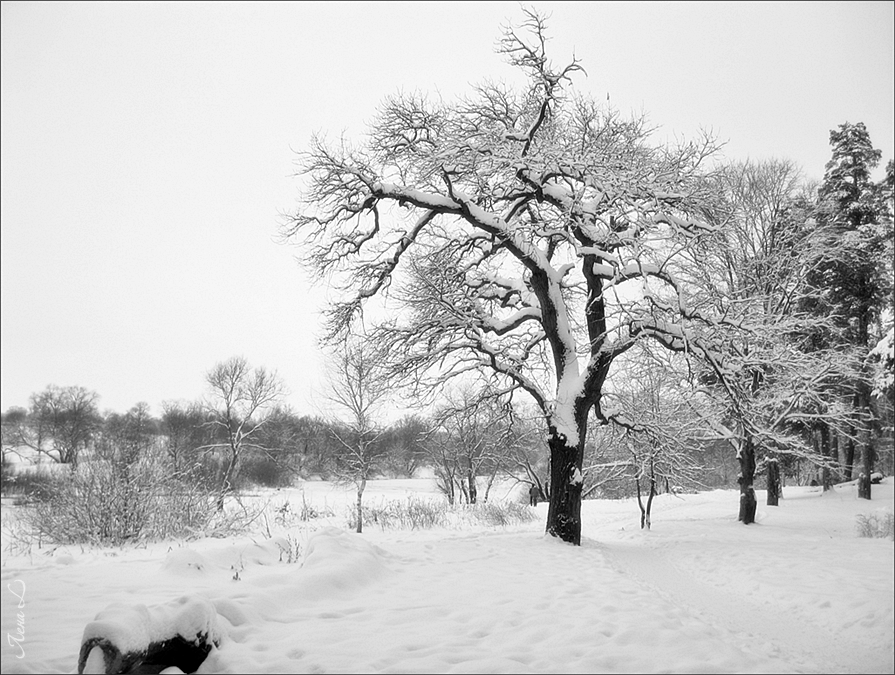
[810,122,893,498]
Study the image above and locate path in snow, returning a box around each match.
[601,538,853,673]
[212,529,799,674]
[593,490,894,675]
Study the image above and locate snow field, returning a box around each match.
[1,477,892,674]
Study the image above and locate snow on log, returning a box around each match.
[77,595,223,674]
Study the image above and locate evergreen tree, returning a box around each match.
[809,122,893,498]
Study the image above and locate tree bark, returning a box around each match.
[819,423,833,491]
[545,430,583,545]
[635,470,646,529]
[857,388,874,500]
[844,432,856,482]
[644,471,656,530]
[355,477,366,533]
[466,458,477,505]
[738,437,758,524]
[766,457,780,506]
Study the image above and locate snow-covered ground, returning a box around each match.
[1,476,892,674]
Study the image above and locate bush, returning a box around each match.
[271,492,336,527]
[346,497,538,531]
[27,450,223,546]
[348,495,448,531]
[855,510,895,540]
[463,501,538,527]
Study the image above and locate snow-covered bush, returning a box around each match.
[270,493,336,527]
[349,495,447,530]
[27,450,221,545]
[464,501,539,527]
[855,509,894,540]
[348,497,539,531]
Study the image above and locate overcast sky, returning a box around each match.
[2,1,893,418]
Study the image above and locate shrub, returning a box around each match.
[348,496,447,531]
[464,501,538,527]
[27,450,224,546]
[271,492,336,527]
[346,497,537,531]
[855,510,895,540]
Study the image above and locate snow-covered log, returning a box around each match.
[77,595,223,674]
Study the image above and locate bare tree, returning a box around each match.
[99,402,160,467]
[203,357,285,507]
[428,385,526,505]
[324,336,391,533]
[603,351,705,528]
[160,400,210,474]
[12,385,101,467]
[378,414,430,478]
[286,9,724,544]
[2,407,31,463]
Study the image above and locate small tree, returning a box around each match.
[602,352,704,528]
[324,336,391,533]
[204,357,285,507]
[428,385,524,505]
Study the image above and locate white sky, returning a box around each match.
[2,1,893,417]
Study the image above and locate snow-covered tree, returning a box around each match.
[676,155,878,519]
[286,10,725,544]
[807,122,893,498]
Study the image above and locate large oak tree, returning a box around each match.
[286,10,725,544]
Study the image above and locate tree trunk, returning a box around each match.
[844,434,856,482]
[466,458,477,505]
[766,458,780,506]
[355,477,366,533]
[545,430,584,545]
[857,389,873,500]
[738,438,757,524]
[635,470,646,529]
[831,432,840,482]
[819,423,832,491]
[217,450,239,511]
[644,472,656,530]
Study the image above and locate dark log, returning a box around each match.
[78,633,214,674]
[77,596,220,675]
